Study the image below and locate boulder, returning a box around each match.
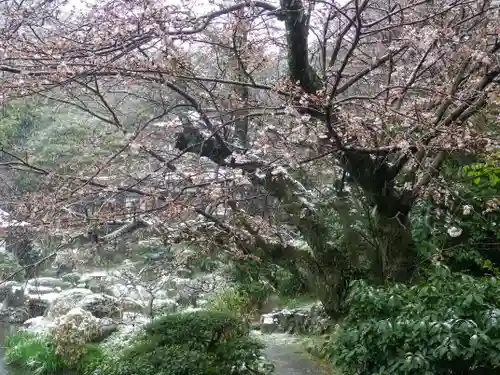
[259,302,333,335]
[86,278,109,293]
[0,281,23,301]
[27,277,71,289]
[77,293,121,319]
[61,272,82,285]
[260,313,279,334]
[152,298,178,315]
[120,311,151,326]
[80,271,119,286]
[0,307,29,323]
[119,297,146,314]
[1,283,25,308]
[175,289,199,307]
[46,288,94,319]
[175,268,193,278]
[23,316,57,334]
[26,292,60,317]
[24,310,118,341]
[26,285,60,295]
[107,283,150,302]
[154,289,170,299]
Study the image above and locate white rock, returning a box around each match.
[46,288,94,319]
[153,298,178,313]
[27,277,70,289]
[23,316,57,334]
[27,292,61,305]
[120,311,151,326]
[107,284,150,302]
[76,293,120,318]
[26,285,57,295]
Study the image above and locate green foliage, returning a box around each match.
[0,98,126,193]
[228,258,310,308]
[76,343,115,375]
[133,240,175,263]
[108,311,268,375]
[463,152,500,187]
[205,286,256,319]
[4,331,113,375]
[0,99,39,147]
[328,266,500,375]
[4,331,65,375]
[229,259,263,284]
[273,268,307,297]
[0,252,24,281]
[411,152,500,276]
[238,281,274,311]
[228,259,274,309]
[25,107,123,171]
[280,295,316,309]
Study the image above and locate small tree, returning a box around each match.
[111,260,170,318]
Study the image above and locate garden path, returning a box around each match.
[253,331,335,375]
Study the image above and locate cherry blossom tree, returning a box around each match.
[0,0,498,317]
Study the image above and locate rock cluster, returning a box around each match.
[259,302,334,335]
[0,270,225,333]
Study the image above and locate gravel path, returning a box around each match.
[253,332,335,375]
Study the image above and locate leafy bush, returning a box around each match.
[50,307,103,366]
[76,343,114,375]
[0,252,24,281]
[4,330,111,375]
[229,259,308,305]
[238,281,274,311]
[110,311,268,375]
[4,331,65,375]
[205,286,255,319]
[226,259,275,311]
[274,268,308,297]
[329,266,500,375]
[412,153,500,277]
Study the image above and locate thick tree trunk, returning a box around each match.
[313,267,350,320]
[283,252,350,320]
[296,217,352,320]
[371,212,418,283]
[260,226,351,320]
[341,152,420,283]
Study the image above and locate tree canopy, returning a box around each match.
[0,0,498,317]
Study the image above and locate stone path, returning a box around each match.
[253,332,335,375]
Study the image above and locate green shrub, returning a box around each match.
[274,268,307,297]
[237,281,274,311]
[205,287,256,319]
[4,331,112,375]
[412,153,500,278]
[281,295,316,309]
[110,311,267,375]
[0,252,24,281]
[328,265,500,375]
[4,331,65,375]
[76,343,115,375]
